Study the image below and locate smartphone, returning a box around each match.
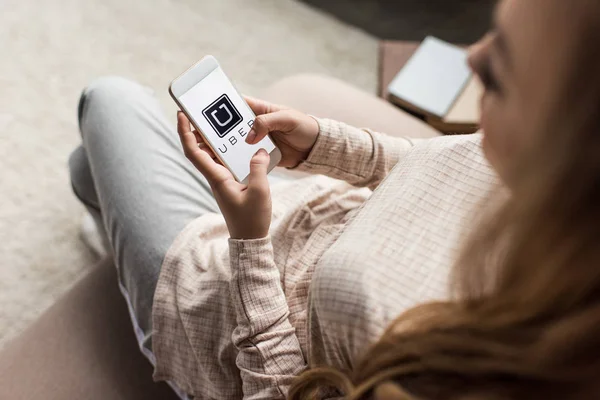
[169,55,282,184]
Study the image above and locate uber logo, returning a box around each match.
[202,94,243,138]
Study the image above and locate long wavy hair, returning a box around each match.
[289,1,600,399]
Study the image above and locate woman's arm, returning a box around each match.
[293,118,420,191]
[244,97,424,191]
[177,113,306,398]
[229,238,306,400]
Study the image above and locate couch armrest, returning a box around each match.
[0,258,178,400]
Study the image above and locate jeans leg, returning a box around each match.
[71,76,220,351]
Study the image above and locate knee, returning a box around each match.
[68,145,87,183]
[68,146,99,209]
[77,76,151,126]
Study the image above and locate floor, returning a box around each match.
[301,0,495,43]
[0,0,377,348]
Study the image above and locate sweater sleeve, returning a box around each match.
[229,237,306,400]
[293,118,422,190]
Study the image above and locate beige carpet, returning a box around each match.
[0,0,376,348]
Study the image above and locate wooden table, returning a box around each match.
[378,40,421,99]
[378,40,480,134]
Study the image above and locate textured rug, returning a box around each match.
[0,0,376,348]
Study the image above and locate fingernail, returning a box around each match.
[246,129,256,143]
[256,148,268,157]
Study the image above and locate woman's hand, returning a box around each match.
[244,96,320,168]
[177,112,272,239]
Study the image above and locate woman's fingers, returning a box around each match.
[177,111,200,156]
[177,110,191,133]
[244,96,272,115]
[191,130,218,159]
[177,111,231,184]
[247,148,270,196]
[192,129,204,144]
[177,112,215,157]
[244,95,285,116]
[246,110,298,144]
[197,142,217,159]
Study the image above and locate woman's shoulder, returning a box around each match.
[413,132,483,152]
[406,133,489,172]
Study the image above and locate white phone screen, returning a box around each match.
[178,67,276,182]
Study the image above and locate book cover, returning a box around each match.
[387,36,472,120]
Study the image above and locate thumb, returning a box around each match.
[247,149,270,194]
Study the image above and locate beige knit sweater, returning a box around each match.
[151,118,498,399]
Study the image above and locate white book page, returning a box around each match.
[387,36,472,118]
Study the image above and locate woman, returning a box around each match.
[69,0,600,398]
[289,0,600,398]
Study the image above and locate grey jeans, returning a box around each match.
[69,76,286,353]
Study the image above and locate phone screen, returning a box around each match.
[178,67,276,182]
